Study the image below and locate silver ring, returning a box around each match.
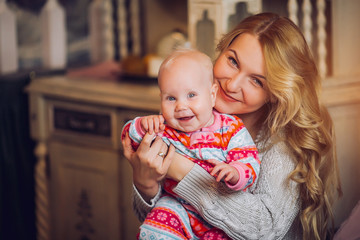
[158,152,165,158]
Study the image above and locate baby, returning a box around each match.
[122,49,260,239]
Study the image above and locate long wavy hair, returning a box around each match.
[216,12,342,240]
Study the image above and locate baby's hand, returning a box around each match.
[206,159,239,185]
[140,115,165,135]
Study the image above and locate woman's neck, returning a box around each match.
[237,108,267,140]
[238,114,259,139]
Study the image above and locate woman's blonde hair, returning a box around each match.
[217,12,342,240]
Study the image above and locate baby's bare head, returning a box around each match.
[158,49,214,88]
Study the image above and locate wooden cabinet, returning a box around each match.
[26,76,160,240]
[49,141,121,240]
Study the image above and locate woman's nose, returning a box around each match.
[225,74,244,93]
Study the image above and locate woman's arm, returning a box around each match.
[166,153,195,181]
[173,141,301,240]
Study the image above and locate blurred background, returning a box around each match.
[1,0,359,239]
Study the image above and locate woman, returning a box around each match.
[122,12,342,240]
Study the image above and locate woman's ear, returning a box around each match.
[268,94,276,104]
[211,83,218,107]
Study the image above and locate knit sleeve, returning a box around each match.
[173,141,301,240]
[120,117,146,151]
[225,120,260,190]
[132,184,163,222]
[223,115,260,190]
[127,117,146,143]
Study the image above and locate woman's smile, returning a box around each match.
[217,81,242,103]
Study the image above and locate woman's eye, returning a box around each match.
[252,77,264,88]
[228,56,238,68]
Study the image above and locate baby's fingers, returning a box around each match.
[210,164,223,178]
[215,169,228,182]
[206,158,221,166]
[140,118,149,133]
[153,117,162,133]
[209,163,227,180]
[147,118,155,134]
[159,115,165,131]
[223,171,235,182]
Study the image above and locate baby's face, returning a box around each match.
[159,58,217,132]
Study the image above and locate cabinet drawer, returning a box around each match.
[47,100,119,148]
[53,107,111,137]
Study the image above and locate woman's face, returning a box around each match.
[214,33,269,116]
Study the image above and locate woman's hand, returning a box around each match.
[122,132,175,202]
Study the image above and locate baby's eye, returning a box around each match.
[167,96,175,101]
[188,92,196,98]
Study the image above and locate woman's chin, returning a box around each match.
[215,101,237,115]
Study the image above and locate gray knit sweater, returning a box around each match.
[132,136,302,239]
